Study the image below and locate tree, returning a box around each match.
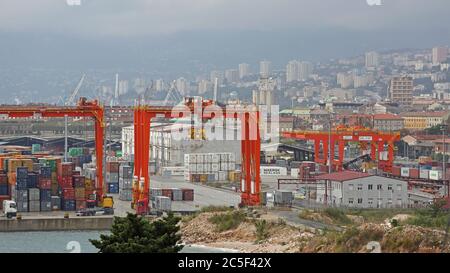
[90,212,184,253]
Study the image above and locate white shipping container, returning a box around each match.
[401,167,410,177]
[220,153,229,162]
[260,166,288,176]
[189,164,197,172]
[211,154,220,163]
[291,168,299,178]
[212,163,219,172]
[228,162,236,171]
[204,163,212,173]
[220,162,229,171]
[197,164,204,173]
[218,171,228,181]
[419,169,429,179]
[196,154,204,164]
[228,153,236,162]
[429,170,442,181]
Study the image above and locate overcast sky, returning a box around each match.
[0,0,449,37]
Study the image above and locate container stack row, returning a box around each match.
[184,153,238,183]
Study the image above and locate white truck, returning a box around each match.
[2,200,17,219]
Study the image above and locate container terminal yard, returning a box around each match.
[1,96,450,232]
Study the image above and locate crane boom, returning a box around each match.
[66,74,86,106]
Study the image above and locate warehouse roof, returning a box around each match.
[315,171,372,182]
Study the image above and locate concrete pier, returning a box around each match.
[0,217,114,232]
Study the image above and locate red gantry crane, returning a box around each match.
[133,98,261,214]
[0,98,106,199]
[282,126,401,173]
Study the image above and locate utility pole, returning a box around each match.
[64,115,68,162]
[328,115,332,174]
[443,124,448,193]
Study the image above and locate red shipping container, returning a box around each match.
[0,174,7,184]
[73,175,85,188]
[392,166,401,177]
[73,171,81,176]
[58,176,73,189]
[57,162,73,177]
[106,162,120,173]
[161,189,173,199]
[181,189,194,201]
[62,188,75,200]
[409,168,419,179]
[38,178,52,189]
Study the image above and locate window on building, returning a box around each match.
[368,184,373,190]
[349,184,354,191]
[357,184,363,191]
[388,185,393,191]
[368,198,373,205]
[348,198,354,204]
[357,198,363,204]
[377,184,382,190]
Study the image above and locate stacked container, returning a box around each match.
[184,152,237,183]
[58,162,76,211]
[106,161,120,193]
[119,164,133,201]
[73,175,86,210]
[39,166,52,212]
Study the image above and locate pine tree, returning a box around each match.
[90,212,183,253]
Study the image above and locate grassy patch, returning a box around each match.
[404,209,449,230]
[208,211,247,232]
[201,205,234,213]
[323,208,352,225]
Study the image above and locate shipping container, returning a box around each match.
[430,170,443,181]
[40,201,52,212]
[62,199,76,211]
[172,188,183,201]
[62,188,75,200]
[119,189,132,201]
[410,168,419,179]
[181,189,194,201]
[419,169,429,180]
[392,166,401,177]
[401,167,410,177]
[107,183,119,194]
[29,200,40,212]
[154,196,171,211]
[51,196,61,210]
[40,189,52,201]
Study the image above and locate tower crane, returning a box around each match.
[163,80,183,106]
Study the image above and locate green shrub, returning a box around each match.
[201,205,234,213]
[254,220,270,242]
[208,211,246,232]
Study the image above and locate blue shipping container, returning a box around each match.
[16,167,28,179]
[40,189,52,201]
[16,178,28,190]
[62,199,76,211]
[108,183,119,194]
[27,173,38,188]
[0,184,8,195]
[40,166,52,178]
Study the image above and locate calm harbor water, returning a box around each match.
[0,231,234,253]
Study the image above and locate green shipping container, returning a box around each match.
[32,144,41,153]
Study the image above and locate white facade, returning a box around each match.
[316,176,409,208]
